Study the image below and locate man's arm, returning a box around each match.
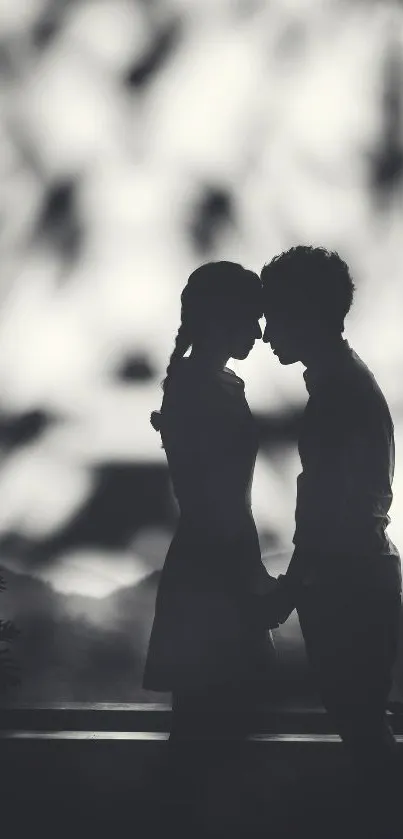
[268,380,370,624]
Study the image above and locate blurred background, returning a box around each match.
[0,0,402,706]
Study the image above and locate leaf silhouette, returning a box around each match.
[0,620,20,643]
[0,572,20,692]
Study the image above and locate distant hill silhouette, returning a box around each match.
[1,561,401,707]
[0,564,165,704]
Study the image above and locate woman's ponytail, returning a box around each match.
[150,319,191,437]
[163,320,191,390]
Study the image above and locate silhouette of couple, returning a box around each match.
[144,246,402,777]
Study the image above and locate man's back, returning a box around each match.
[294,340,401,587]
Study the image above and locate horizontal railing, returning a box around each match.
[0,702,402,735]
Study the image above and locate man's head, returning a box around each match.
[260,246,355,365]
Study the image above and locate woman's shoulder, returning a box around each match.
[171,361,245,397]
[157,362,214,442]
[161,359,209,416]
[161,359,245,419]
[163,358,203,395]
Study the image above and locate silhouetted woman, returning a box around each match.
[143,262,277,739]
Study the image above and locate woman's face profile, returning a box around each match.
[225,305,262,360]
[188,275,263,362]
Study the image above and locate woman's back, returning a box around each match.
[160,359,258,536]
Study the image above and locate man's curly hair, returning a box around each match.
[261,246,355,332]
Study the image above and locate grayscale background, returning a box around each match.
[0,0,402,705]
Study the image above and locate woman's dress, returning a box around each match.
[143,359,276,694]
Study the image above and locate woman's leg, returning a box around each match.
[171,689,224,740]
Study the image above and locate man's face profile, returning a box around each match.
[262,305,304,365]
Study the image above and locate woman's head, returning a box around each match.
[163,261,262,387]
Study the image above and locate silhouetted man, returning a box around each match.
[261,246,402,776]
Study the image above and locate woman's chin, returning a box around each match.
[232,344,255,361]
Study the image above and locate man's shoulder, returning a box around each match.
[322,347,390,418]
[338,349,375,389]
[342,349,386,399]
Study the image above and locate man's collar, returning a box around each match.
[303,339,351,395]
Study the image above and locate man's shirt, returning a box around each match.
[291,339,401,588]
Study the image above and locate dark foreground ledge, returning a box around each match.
[1,704,403,839]
[0,701,403,736]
